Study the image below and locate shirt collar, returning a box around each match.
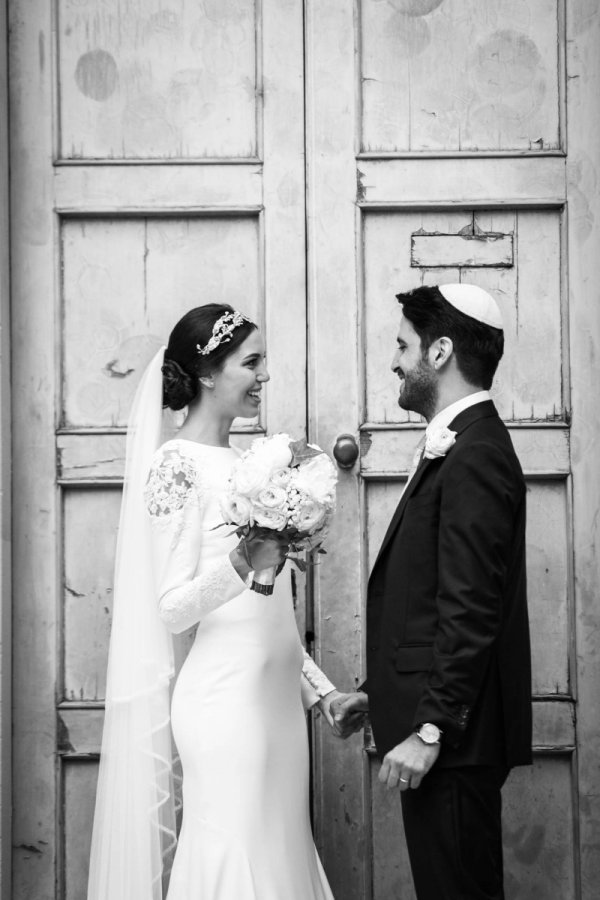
[426,391,491,435]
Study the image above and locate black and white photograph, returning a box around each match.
[1,1,599,899]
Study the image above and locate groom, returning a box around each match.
[333,284,532,900]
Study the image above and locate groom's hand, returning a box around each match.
[379,734,440,791]
[329,691,369,739]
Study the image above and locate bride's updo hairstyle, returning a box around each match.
[162,304,257,410]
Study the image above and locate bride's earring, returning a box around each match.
[199,376,214,390]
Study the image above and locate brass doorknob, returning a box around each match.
[333,434,359,469]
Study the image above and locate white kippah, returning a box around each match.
[439,284,503,330]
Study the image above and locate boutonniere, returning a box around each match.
[424,426,457,459]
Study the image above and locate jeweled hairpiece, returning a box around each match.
[196,310,251,356]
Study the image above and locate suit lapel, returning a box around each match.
[373,455,434,569]
[370,400,500,577]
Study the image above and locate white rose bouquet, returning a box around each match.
[221,433,338,594]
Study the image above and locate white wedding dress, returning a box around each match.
[144,439,336,900]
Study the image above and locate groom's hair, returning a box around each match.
[396,285,504,389]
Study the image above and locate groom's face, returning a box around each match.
[391,316,438,417]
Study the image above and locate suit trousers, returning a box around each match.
[400,765,509,900]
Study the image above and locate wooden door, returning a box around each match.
[9,1,306,897]
[307,2,600,899]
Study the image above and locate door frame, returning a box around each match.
[0,0,12,896]
[305,2,600,898]
[567,5,600,894]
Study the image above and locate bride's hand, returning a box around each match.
[231,529,289,578]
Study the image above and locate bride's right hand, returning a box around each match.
[230,529,289,578]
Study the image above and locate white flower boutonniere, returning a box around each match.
[424,426,457,459]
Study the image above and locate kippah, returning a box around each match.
[439,284,503,330]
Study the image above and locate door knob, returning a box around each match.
[333,434,359,469]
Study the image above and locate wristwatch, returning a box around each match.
[415,722,442,745]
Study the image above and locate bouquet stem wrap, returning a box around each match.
[251,566,276,595]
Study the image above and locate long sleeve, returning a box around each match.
[145,446,247,634]
[301,650,336,708]
[412,439,523,745]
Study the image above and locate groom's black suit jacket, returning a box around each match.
[365,400,532,769]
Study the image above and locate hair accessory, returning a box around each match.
[438,284,503,330]
[196,310,251,356]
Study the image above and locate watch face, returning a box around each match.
[419,723,441,744]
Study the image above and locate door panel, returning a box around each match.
[359,0,561,154]
[10,0,600,898]
[57,0,259,160]
[307,1,582,899]
[11,1,306,897]
[61,215,262,427]
[362,208,564,423]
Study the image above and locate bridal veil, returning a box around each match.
[87,346,177,900]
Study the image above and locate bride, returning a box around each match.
[87,304,342,900]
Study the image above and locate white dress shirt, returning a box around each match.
[426,390,491,437]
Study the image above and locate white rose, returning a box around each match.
[291,499,326,534]
[257,485,289,510]
[250,433,293,471]
[253,504,288,531]
[231,459,272,498]
[293,454,337,504]
[271,468,292,488]
[220,493,253,526]
[424,426,457,459]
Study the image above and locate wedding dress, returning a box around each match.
[144,438,336,900]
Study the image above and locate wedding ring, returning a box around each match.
[399,777,409,783]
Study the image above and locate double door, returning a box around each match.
[9,1,600,897]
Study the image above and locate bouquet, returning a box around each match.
[221,433,338,594]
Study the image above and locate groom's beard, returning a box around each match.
[397,357,438,420]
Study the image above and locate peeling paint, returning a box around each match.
[14,843,43,856]
[356,168,367,203]
[360,431,373,457]
[104,359,135,378]
[57,717,76,754]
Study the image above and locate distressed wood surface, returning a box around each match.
[63,762,99,900]
[58,0,258,160]
[11,2,307,897]
[411,232,514,268]
[306,2,370,897]
[58,709,104,756]
[308,2,584,897]
[359,425,571,476]
[358,156,565,204]
[568,4,600,897]
[502,756,576,899]
[58,434,127,481]
[63,489,120,702]
[363,209,564,423]
[62,216,261,427]
[10,0,59,895]
[9,1,599,898]
[370,754,576,900]
[360,0,561,154]
[55,164,264,211]
[0,2,11,896]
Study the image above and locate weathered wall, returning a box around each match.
[0,0,11,896]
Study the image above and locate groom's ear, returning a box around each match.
[429,336,453,371]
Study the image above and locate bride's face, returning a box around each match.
[211,329,269,419]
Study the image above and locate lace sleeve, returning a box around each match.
[145,446,247,634]
[301,650,336,700]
